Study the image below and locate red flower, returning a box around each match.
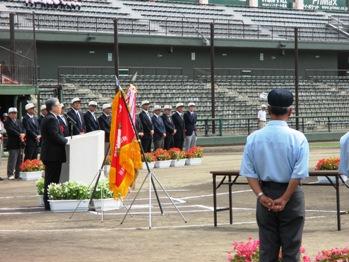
[20,159,45,172]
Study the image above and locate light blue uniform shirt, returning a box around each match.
[240,120,309,183]
[339,132,349,177]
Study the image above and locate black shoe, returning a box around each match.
[0,177,3,181]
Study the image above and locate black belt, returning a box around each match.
[260,181,289,188]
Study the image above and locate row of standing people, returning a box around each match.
[137,101,197,152]
[0,97,112,180]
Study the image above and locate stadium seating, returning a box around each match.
[0,0,348,41]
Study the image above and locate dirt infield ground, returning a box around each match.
[0,142,348,262]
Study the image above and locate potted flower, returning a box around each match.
[185,146,203,166]
[169,148,187,167]
[315,247,349,261]
[36,177,45,206]
[315,157,347,184]
[48,181,90,212]
[142,152,156,170]
[153,148,172,168]
[19,159,44,180]
[92,180,121,211]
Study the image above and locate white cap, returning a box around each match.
[163,105,172,110]
[88,101,98,106]
[102,103,111,110]
[2,113,8,117]
[8,107,17,113]
[261,104,267,108]
[25,103,35,111]
[176,103,184,108]
[71,97,81,104]
[141,100,150,106]
[153,105,161,111]
[188,102,196,107]
[60,103,65,107]
[40,105,46,111]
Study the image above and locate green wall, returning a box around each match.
[36,42,338,78]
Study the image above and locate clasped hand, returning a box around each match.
[259,195,288,212]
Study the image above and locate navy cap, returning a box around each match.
[267,89,294,107]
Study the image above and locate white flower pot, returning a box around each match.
[171,159,186,167]
[142,162,155,170]
[154,160,172,168]
[48,199,90,212]
[104,165,111,178]
[317,175,348,184]
[185,158,202,166]
[93,198,121,211]
[19,171,43,181]
[38,195,44,207]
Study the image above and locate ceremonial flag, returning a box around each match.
[109,85,142,198]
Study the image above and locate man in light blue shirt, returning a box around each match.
[339,132,349,177]
[240,89,309,262]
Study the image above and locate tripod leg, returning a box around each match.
[152,172,187,223]
[151,176,164,215]
[120,171,151,225]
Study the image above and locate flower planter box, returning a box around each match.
[142,162,155,170]
[38,195,44,207]
[317,175,348,184]
[93,198,121,211]
[19,171,43,181]
[104,165,111,178]
[48,199,90,212]
[185,158,202,166]
[171,159,186,167]
[154,160,172,169]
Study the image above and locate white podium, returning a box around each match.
[60,131,105,185]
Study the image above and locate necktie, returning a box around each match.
[76,112,82,127]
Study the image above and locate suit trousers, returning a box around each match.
[24,145,39,160]
[257,182,305,262]
[43,161,63,210]
[184,133,197,151]
[153,137,164,150]
[141,135,152,153]
[7,149,22,178]
[164,135,174,150]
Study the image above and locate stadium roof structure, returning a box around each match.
[1,0,349,50]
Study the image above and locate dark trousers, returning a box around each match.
[24,145,39,160]
[164,134,174,150]
[257,182,305,262]
[173,135,184,150]
[43,161,62,210]
[7,149,22,178]
[153,137,164,150]
[141,135,152,153]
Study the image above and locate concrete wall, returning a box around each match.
[36,42,338,78]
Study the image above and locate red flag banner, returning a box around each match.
[109,90,142,198]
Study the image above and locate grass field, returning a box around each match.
[0,142,348,261]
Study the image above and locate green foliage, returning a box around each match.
[36,178,45,195]
[91,180,114,199]
[48,181,90,200]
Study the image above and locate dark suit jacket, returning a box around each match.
[151,115,166,139]
[161,114,175,135]
[40,113,68,163]
[98,114,111,142]
[38,114,44,127]
[22,114,40,147]
[4,119,25,150]
[83,111,99,133]
[58,115,70,137]
[139,111,154,136]
[135,114,143,134]
[183,111,197,136]
[67,108,85,135]
[172,112,185,141]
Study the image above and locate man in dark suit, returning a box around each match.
[172,103,185,150]
[98,103,111,154]
[84,101,99,133]
[4,107,25,179]
[58,103,70,137]
[139,101,154,153]
[67,97,85,135]
[41,98,68,210]
[22,103,41,160]
[135,105,144,139]
[38,105,47,127]
[151,105,166,150]
[183,102,198,151]
[161,105,176,150]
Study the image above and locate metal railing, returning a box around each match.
[197,115,349,136]
[1,11,348,43]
